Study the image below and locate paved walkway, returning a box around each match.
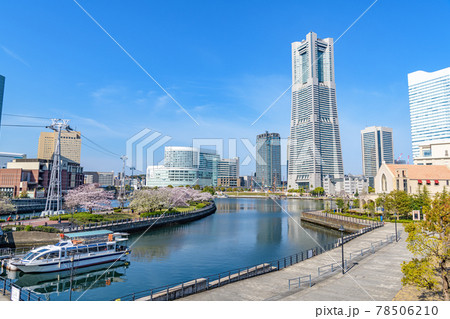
[181,223,411,301]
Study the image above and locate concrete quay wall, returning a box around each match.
[63,203,217,234]
[301,212,367,233]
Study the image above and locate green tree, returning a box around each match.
[385,190,412,220]
[193,184,201,190]
[410,186,431,212]
[368,186,375,193]
[354,191,359,197]
[311,187,324,197]
[352,198,360,208]
[336,198,344,212]
[19,191,29,198]
[0,197,16,215]
[401,191,450,300]
[299,187,305,195]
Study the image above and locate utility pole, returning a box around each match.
[42,119,71,217]
[118,155,127,208]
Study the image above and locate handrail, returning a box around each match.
[114,222,384,301]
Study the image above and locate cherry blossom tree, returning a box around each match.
[0,196,16,215]
[130,187,212,214]
[64,184,114,213]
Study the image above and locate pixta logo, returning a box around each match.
[126,129,172,172]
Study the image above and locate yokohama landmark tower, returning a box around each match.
[287,32,344,189]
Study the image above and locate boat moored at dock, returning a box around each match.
[10,230,131,273]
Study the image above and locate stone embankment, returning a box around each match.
[301,211,376,233]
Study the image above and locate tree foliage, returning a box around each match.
[0,197,16,215]
[401,191,450,300]
[64,184,114,213]
[130,187,212,214]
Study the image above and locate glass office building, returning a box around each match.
[408,67,450,159]
[147,146,219,187]
[256,131,281,188]
[360,126,394,187]
[288,32,344,190]
[0,75,5,129]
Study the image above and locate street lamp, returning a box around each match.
[395,212,398,242]
[339,225,345,274]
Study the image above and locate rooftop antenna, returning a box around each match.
[42,119,71,216]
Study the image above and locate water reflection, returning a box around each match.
[1,197,339,301]
[12,262,129,298]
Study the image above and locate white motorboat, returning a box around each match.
[11,230,131,273]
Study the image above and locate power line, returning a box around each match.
[3,113,51,120]
[0,124,46,128]
[80,133,121,157]
[82,142,118,158]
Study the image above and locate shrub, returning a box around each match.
[196,203,206,209]
[25,225,33,231]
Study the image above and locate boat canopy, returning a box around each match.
[65,230,113,239]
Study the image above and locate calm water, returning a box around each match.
[2,197,339,301]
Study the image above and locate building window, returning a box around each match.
[382,174,387,192]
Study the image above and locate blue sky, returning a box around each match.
[0,0,449,177]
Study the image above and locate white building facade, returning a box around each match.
[414,139,450,168]
[288,32,344,190]
[408,67,450,159]
[323,174,368,196]
[146,147,220,187]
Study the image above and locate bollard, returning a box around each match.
[218,274,221,286]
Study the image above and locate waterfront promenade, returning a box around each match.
[181,223,410,301]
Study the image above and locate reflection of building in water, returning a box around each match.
[14,262,129,297]
[257,214,282,244]
[215,199,257,212]
[287,215,303,242]
[300,220,340,244]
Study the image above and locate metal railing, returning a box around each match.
[287,230,401,291]
[61,204,215,233]
[114,222,384,301]
[304,210,380,226]
[0,276,43,301]
[0,247,30,260]
[288,275,312,290]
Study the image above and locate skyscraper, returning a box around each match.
[361,126,394,187]
[287,32,344,190]
[408,67,450,159]
[37,131,82,164]
[0,75,5,129]
[256,131,281,188]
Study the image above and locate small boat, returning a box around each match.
[11,230,131,273]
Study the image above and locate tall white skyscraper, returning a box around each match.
[287,32,344,190]
[408,67,450,159]
[361,126,394,187]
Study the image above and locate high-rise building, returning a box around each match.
[408,67,450,159]
[217,158,239,179]
[0,75,5,129]
[287,32,344,190]
[84,171,115,186]
[256,131,281,188]
[146,146,219,187]
[361,126,394,187]
[37,131,82,164]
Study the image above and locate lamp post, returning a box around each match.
[339,225,345,274]
[395,212,398,242]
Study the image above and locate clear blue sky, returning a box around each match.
[0,0,449,177]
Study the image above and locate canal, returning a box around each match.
[1,197,339,301]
